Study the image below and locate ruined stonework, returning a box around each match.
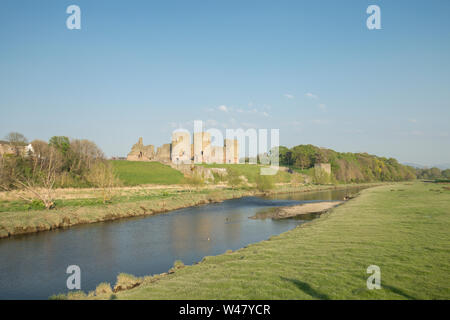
[224,139,239,164]
[155,144,171,163]
[126,132,239,165]
[314,163,332,175]
[171,131,191,164]
[127,138,155,161]
[193,132,212,164]
[210,146,224,164]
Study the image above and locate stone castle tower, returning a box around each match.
[127,133,239,164]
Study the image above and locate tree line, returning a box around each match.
[278,144,417,183]
[0,132,118,209]
[415,167,450,180]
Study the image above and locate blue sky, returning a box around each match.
[1,0,449,166]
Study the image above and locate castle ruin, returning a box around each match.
[127,132,239,164]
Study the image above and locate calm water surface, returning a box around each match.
[0,186,366,299]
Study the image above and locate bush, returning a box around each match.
[312,168,332,184]
[113,273,142,292]
[95,282,113,296]
[173,260,185,269]
[27,199,46,210]
[184,175,205,189]
[84,161,120,203]
[255,175,275,192]
[226,168,242,187]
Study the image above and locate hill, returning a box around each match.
[110,160,185,185]
[279,145,416,183]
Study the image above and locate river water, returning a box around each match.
[0,186,366,299]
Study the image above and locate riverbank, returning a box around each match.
[250,201,344,220]
[65,181,449,300]
[0,183,379,239]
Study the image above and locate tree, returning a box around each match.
[4,132,28,146]
[49,136,70,156]
[84,161,120,203]
[31,140,49,158]
[69,139,104,174]
[2,144,62,209]
[442,169,450,179]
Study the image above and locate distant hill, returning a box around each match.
[402,162,427,169]
[402,163,450,170]
[433,163,450,170]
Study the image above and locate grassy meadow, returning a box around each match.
[110,160,185,185]
[199,163,293,183]
[78,182,449,300]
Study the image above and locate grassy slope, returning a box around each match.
[111,182,449,300]
[199,163,292,183]
[110,160,185,185]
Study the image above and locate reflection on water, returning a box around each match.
[0,186,367,299]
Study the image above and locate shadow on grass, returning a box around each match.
[281,277,330,300]
[355,276,417,300]
[381,284,417,300]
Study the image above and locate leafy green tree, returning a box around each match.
[442,169,450,179]
[49,136,70,156]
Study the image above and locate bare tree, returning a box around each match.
[30,139,49,158]
[1,145,62,209]
[69,139,104,174]
[85,161,120,203]
[5,132,28,146]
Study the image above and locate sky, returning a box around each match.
[1,0,449,166]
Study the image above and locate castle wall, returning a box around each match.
[224,139,239,164]
[127,137,155,161]
[127,133,238,165]
[155,143,171,163]
[171,131,191,164]
[314,163,331,175]
[210,146,224,164]
[193,132,212,164]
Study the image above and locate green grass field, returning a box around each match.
[110,160,185,185]
[199,163,292,183]
[91,182,449,300]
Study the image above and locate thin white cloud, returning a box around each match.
[218,105,228,112]
[408,118,418,123]
[305,92,319,99]
[284,94,294,99]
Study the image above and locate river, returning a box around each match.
[0,186,366,299]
